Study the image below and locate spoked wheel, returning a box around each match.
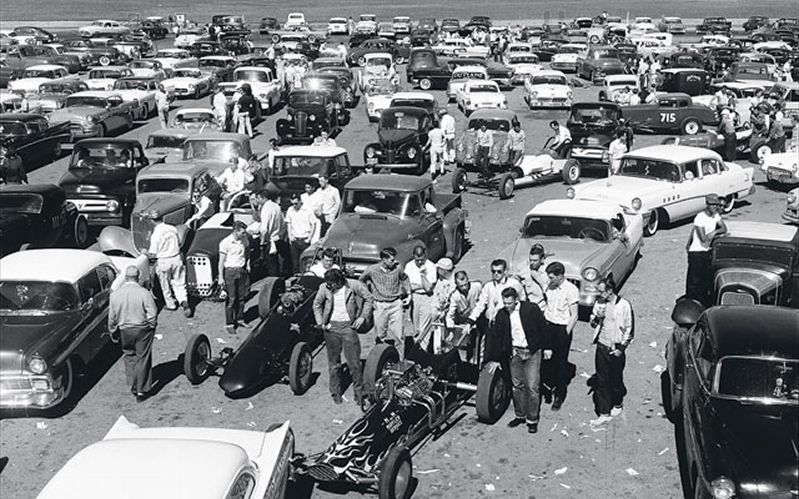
[183,334,212,385]
[644,210,659,237]
[721,195,735,214]
[475,364,511,423]
[497,172,514,199]
[378,446,413,499]
[364,343,399,396]
[562,159,581,185]
[288,341,313,395]
[452,167,468,193]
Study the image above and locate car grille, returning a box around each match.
[132,214,156,253]
[0,378,33,392]
[720,291,756,306]
[294,111,308,136]
[67,198,111,212]
[307,463,338,482]
[174,88,190,95]
[536,97,567,104]
[186,254,214,297]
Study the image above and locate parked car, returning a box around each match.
[743,16,770,32]
[314,66,357,107]
[662,305,798,499]
[622,92,718,135]
[448,57,514,88]
[258,17,280,34]
[506,54,542,84]
[568,145,755,236]
[48,91,135,141]
[268,145,354,209]
[406,48,451,89]
[658,17,686,34]
[566,101,622,167]
[393,16,412,35]
[7,65,72,96]
[84,66,134,91]
[456,79,506,115]
[523,70,573,109]
[218,66,279,114]
[455,109,514,169]
[550,43,586,73]
[363,106,434,174]
[761,150,799,185]
[78,19,131,38]
[327,17,349,36]
[276,90,341,144]
[346,38,409,66]
[6,44,82,73]
[152,48,198,71]
[657,68,711,97]
[0,112,70,166]
[139,18,169,40]
[576,46,627,84]
[110,76,160,120]
[310,175,469,274]
[143,128,193,164]
[162,67,214,99]
[8,26,58,44]
[598,74,640,103]
[363,77,397,122]
[446,65,488,102]
[198,55,237,82]
[696,17,732,35]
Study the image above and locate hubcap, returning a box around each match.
[757,145,771,159]
[504,178,514,195]
[569,166,579,181]
[686,122,699,134]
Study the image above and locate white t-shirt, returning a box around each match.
[688,211,721,253]
[219,234,248,268]
[509,307,527,348]
[554,126,571,145]
[544,281,580,325]
[404,259,437,293]
[330,286,349,322]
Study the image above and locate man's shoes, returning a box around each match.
[610,405,624,417]
[134,392,149,403]
[590,414,613,426]
[181,301,193,318]
[543,392,553,404]
[165,303,178,311]
[551,397,564,411]
[527,423,538,434]
[332,394,343,405]
[507,417,525,428]
[225,324,236,335]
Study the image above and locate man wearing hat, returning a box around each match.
[431,257,456,353]
[108,266,158,401]
[717,108,737,161]
[685,194,728,306]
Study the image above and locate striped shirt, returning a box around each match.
[359,263,408,302]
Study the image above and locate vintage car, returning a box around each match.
[456,79,507,115]
[277,90,342,144]
[760,147,799,185]
[598,74,640,103]
[314,66,357,107]
[218,66,280,114]
[550,43,587,73]
[60,39,125,67]
[784,188,798,224]
[522,70,573,109]
[0,184,89,257]
[268,25,326,46]
[198,55,237,83]
[696,16,732,35]
[38,78,89,97]
[446,65,488,102]
[354,14,379,36]
[38,416,293,498]
[431,38,473,57]
[48,91,135,141]
[346,38,409,66]
[506,54,542,84]
[267,145,354,209]
[128,59,169,78]
[657,68,711,97]
[662,305,798,499]
[393,16,412,35]
[138,17,169,40]
[363,106,434,174]
[662,127,763,163]
[78,19,131,38]
[657,16,686,34]
[313,175,468,274]
[5,45,82,74]
[406,48,451,90]
[7,65,72,96]
[440,18,461,34]
[743,16,770,32]
[83,66,133,91]
[109,77,161,120]
[170,108,220,132]
[576,46,627,84]
[566,101,621,167]
[454,109,514,169]
[0,113,70,166]
[622,93,718,135]
[499,198,643,307]
[388,92,439,123]
[58,139,150,228]
[8,26,58,44]
[143,128,193,164]
[660,52,705,70]
[187,41,231,59]
[258,17,280,34]
[364,78,398,122]
[448,57,514,88]
[178,133,257,175]
[97,162,223,258]
[327,17,349,35]
[302,72,351,112]
[173,27,206,49]
[0,249,148,409]
[568,145,755,236]
[152,48,198,71]
[162,67,215,99]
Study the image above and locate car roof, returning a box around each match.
[199,55,236,61]
[175,107,215,114]
[68,90,120,98]
[24,64,67,71]
[706,306,799,358]
[147,128,194,138]
[139,161,209,177]
[273,145,348,157]
[0,249,109,283]
[530,69,567,78]
[186,132,248,142]
[662,68,706,74]
[624,145,722,163]
[528,199,622,220]
[0,113,47,121]
[345,174,431,192]
[234,66,271,72]
[452,65,488,73]
[383,105,428,116]
[87,65,129,71]
[605,74,639,82]
[391,92,435,101]
[722,221,798,244]
[468,108,516,120]
[74,138,142,146]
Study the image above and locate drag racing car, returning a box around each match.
[183,271,326,398]
[291,321,511,499]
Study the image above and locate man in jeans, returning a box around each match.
[475,123,493,178]
[507,122,526,166]
[543,261,579,410]
[218,221,250,334]
[484,288,550,433]
[285,192,318,273]
[313,269,374,405]
[589,275,634,426]
[685,194,727,306]
[148,214,191,317]
[360,247,411,358]
[425,123,447,179]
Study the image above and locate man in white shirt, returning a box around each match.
[285,192,319,273]
[685,194,727,306]
[147,215,190,317]
[218,221,250,334]
[548,120,571,157]
[315,174,341,236]
[212,86,228,130]
[313,130,337,147]
[543,261,579,410]
[608,132,628,176]
[155,84,170,128]
[186,189,214,228]
[308,247,341,277]
[426,125,447,179]
[257,190,284,276]
[266,138,279,173]
[405,245,438,346]
[217,155,252,198]
[475,124,494,178]
[440,109,456,163]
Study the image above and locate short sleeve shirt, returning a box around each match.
[688,211,721,253]
[544,281,580,325]
[219,234,248,268]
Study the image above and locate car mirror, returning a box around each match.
[424,203,437,215]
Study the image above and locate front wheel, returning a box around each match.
[288,342,313,395]
[644,210,659,237]
[452,167,468,193]
[258,276,286,319]
[681,119,701,135]
[378,446,413,499]
[561,158,581,185]
[498,172,514,199]
[751,141,771,163]
[475,364,511,423]
[183,334,212,385]
[419,78,432,90]
[73,215,89,248]
[364,343,399,396]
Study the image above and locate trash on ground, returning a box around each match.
[484,484,495,491]
[211,407,222,414]
[658,447,670,456]
[418,469,440,475]
[626,468,639,476]
[554,466,568,475]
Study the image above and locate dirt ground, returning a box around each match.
[0,34,791,499]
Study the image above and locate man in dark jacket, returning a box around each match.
[313,268,374,405]
[484,287,551,433]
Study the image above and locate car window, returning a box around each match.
[97,265,117,290]
[406,194,422,217]
[77,268,103,301]
[683,161,700,180]
[716,357,798,402]
[700,159,717,176]
[690,325,715,384]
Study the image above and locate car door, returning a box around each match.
[418,188,446,258]
[682,323,716,476]
[623,103,658,130]
[91,264,117,354]
[669,159,707,221]
[611,212,640,277]
[75,267,110,360]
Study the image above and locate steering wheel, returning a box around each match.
[578,227,605,241]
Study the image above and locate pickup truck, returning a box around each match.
[305,174,469,274]
[218,66,281,114]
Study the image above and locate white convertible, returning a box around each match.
[568,145,755,236]
[37,416,293,499]
[363,78,398,121]
[162,67,215,99]
[523,70,573,109]
[84,66,134,91]
[153,48,198,70]
[447,65,488,102]
[456,79,507,115]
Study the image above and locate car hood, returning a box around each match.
[0,312,83,373]
[324,214,416,260]
[575,176,669,208]
[113,89,150,99]
[467,92,505,103]
[552,54,578,62]
[378,128,418,146]
[49,107,104,122]
[59,167,136,191]
[500,237,608,278]
[510,63,542,73]
[163,77,200,87]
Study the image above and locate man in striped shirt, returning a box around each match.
[360,247,411,358]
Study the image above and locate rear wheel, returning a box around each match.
[561,159,581,184]
[364,343,399,396]
[258,276,286,319]
[288,342,313,395]
[378,446,413,499]
[498,172,514,199]
[721,195,735,214]
[271,34,281,43]
[183,334,211,385]
[475,364,511,423]
[452,167,468,193]
[99,55,111,66]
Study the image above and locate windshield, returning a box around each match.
[130,60,155,68]
[183,140,241,161]
[200,59,227,68]
[146,135,185,149]
[88,70,124,79]
[468,84,498,93]
[411,52,436,65]
[235,69,269,82]
[531,75,567,85]
[391,99,432,109]
[619,157,681,182]
[0,193,44,214]
[174,112,215,125]
[290,92,326,106]
[559,46,583,54]
[0,281,79,313]
[379,111,419,130]
[115,80,150,90]
[367,81,395,95]
[41,82,86,93]
[343,189,417,217]
[70,144,135,169]
[608,78,638,88]
[510,56,539,64]
[22,69,59,78]
[366,57,392,68]
[304,78,336,92]
[594,49,619,59]
[0,121,27,137]
[468,118,510,131]
[523,215,610,241]
[273,156,333,177]
[65,96,107,108]
[175,69,203,78]
[716,357,798,403]
[138,177,190,193]
[569,106,619,125]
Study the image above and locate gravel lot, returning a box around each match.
[0,33,791,499]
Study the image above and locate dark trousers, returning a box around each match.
[289,239,310,274]
[324,321,363,400]
[320,218,331,238]
[120,326,154,394]
[224,267,248,325]
[508,149,523,166]
[476,145,491,176]
[723,132,737,161]
[593,343,627,415]
[768,135,786,154]
[510,348,542,424]
[686,251,712,306]
[545,321,572,400]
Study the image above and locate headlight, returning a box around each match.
[582,267,598,281]
[406,147,417,159]
[631,197,642,211]
[106,199,119,212]
[86,115,95,122]
[28,357,47,375]
[566,90,573,99]
[531,91,538,98]
[365,146,376,158]
[710,477,735,499]
[566,187,575,199]
[309,114,316,121]
[368,102,375,111]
